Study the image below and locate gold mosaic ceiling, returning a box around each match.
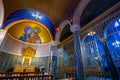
[3,0,80,27]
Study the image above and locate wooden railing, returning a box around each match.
[0,72,54,80]
[84,66,111,78]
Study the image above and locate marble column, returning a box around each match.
[102,42,119,80]
[0,29,7,52]
[50,41,58,79]
[70,24,85,80]
[0,0,4,28]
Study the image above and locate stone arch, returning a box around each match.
[55,20,71,42]
[73,0,91,25]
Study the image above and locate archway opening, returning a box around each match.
[60,24,72,42]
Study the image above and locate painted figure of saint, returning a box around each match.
[19,26,41,44]
[19,26,33,42]
[31,26,41,44]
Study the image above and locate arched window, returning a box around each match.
[104,18,120,68]
[82,32,107,70]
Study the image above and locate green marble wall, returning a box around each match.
[0,52,22,72]
[0,51,50,73]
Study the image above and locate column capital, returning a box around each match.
[51,41,59,46]
[70,24,80,33]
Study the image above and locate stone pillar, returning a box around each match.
[70,24,85,80]
[0,0,4,28]
[102,41,119,80]
[50,41,58,79]
[0,29,7,52]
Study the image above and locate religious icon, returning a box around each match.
[31,26,41,44]
[19,26,41,44]
[19,26,33,42]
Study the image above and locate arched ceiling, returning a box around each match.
[3,0,80,27]
[80,0,120,27]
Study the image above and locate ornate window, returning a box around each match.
[104,18,120,68]
[82,32,107,70]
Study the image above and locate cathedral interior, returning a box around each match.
[0,0,120,80]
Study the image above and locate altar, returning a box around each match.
[14,66,35,72]
[13,47,35,72]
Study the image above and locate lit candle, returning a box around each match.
[22,57,25,65]
[51,51,53,60]
[29,58,31,66]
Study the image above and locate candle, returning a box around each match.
[51,51,53,60]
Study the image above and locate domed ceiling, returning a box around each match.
[3,8,54,44]
[7,20,52,44]
[2,0,80,44]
